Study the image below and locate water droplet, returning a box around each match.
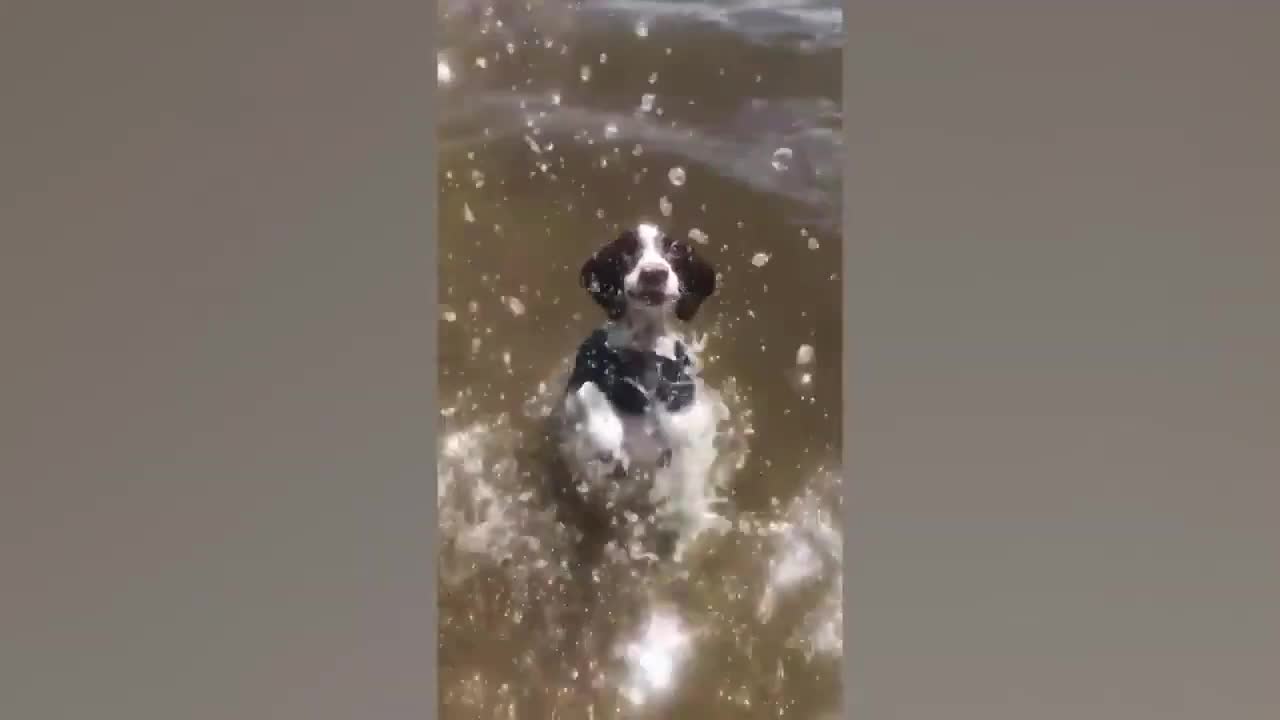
[506,297,526,316]
[688,228,709,244]
[635,21,649,38]
[523,135,543,154]
[580,65,592,82]
[550,91,561,106]
[599,53,608,64]
[667,166,686,186]
[659,196,673,216]
[796,344,815,365]
[632,144,644,156]
[505,42,516,55]
[437,59,454,85]
[463,202,476,223]
[596,208,606,219]
[471,169,485,188]
[751,252,771,267]
[648,72,659,85]
[475,57,488,69]
[808,237,820,250]
[639,93,656,112]
[771,147,793,172]
[604,123,619,139]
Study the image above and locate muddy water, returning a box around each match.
[438,1,842,717]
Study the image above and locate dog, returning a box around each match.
[556,223,720,549]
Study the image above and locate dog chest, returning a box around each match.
[566,329,696,416]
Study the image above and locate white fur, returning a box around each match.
[560,327,720,542]
[559,224,721,548]
[624,222,681,302]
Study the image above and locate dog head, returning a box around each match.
[580,223,717,322]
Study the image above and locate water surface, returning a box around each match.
[438,2,842,716]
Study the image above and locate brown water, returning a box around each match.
[438,1,842,717]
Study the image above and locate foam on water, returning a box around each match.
[759,468,843,660]
[438,413,571,588]
[438,334,840,703]
[616,604,695,706]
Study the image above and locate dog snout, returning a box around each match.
[638,266,669,287]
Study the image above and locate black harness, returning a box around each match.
[566,329,696,415]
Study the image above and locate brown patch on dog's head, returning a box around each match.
[668,235,717,321]
[580,230,640,320]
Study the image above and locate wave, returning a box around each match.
[439,0,843,52]
[590,0,843,51]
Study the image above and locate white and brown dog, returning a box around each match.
[558,223,721,540]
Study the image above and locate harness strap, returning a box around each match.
[567,330,696,415]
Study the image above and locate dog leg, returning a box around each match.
[566,382,629,474]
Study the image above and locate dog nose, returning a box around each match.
[638,267,669,286]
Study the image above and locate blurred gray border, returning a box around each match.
[844,3,1279,718]
[1,2,438,718]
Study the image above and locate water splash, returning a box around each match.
[617,606,695,706]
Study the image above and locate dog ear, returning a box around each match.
[580,231,637,320]
[673,239,717,322]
